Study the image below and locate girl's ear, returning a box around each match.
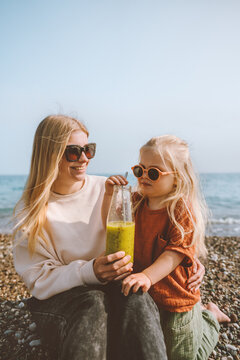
[173,174,180,188]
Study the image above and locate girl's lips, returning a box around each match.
[139,181,152,187]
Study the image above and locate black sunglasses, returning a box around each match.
[65,143,96,162]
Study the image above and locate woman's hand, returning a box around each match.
[121,272,152,296]
[93,251,133,283]
[187,257,205,292]
[105,175,128,196]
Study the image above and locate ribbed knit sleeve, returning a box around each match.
[13,232,103,300]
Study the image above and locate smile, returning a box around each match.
[71,165,87,171]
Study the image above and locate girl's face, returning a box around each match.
[138,148,175,204]
[54,130,90,193]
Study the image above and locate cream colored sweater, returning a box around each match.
[13,175,107,300]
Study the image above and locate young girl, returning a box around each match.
[104,135,230,360]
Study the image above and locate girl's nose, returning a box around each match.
[142,170,148,179]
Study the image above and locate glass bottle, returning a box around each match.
[106,185,135,262]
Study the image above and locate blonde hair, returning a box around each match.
[13,115,89,254]
[139,135,208,258]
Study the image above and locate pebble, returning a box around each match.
[29,322,37,332]
[4,329,14,335]
[222,333,229,341]
[15,330,24,339]
[211,254,218,262]
[17,301,25,309]
[230,314,238,323]
[226,344,238,352]
[29,339,42,347]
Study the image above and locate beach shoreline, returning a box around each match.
[0,233,239,359]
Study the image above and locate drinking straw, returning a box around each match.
[122,172,128,222]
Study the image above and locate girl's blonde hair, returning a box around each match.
[13,114,89,254]
[139,135,208,258]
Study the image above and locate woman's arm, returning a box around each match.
[122,250,184,296]
[14,232,133,299]
[13,233,103,300]
[187,257,205,291]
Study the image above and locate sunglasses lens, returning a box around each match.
[84,144,96,159]
[65,147,81,162]
[148,168,159,181]
[133,166,143,178]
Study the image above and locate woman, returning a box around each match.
[13,115,203,360]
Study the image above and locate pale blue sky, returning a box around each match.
[0,0,240,175]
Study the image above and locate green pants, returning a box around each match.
[159,302,220,360]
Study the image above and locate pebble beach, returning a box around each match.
[0,233,239,360]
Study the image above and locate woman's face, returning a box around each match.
[56,130,90,190]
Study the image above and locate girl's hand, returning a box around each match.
[121,272,152,296]
[187,257,205,292]
[93,251,133,283]
[105,175,128,196]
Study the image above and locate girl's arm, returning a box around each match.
[101,175,128,229]
[122,250,184,296]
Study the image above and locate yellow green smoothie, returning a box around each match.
[106,221,135,262]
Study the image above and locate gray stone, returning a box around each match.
[29,339,42,347]
[4,329,14,335]
[17,302,25,309]
[15,331,24,339]
[29,322,37,332]
[226,344,237,352]
[210,254,218,262]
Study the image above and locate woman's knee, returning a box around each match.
[83,289,107,310]
[125,291,159,315]
[72,288,108,327]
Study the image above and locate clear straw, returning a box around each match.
[122,172,128,222]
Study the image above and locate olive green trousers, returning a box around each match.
[159,302,220,360]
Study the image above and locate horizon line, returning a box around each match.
[0,172,240,176]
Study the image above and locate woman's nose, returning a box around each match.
[80,151,88,162]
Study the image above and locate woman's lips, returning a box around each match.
[71,164,88,172]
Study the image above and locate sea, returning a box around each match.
[0,173,239,237]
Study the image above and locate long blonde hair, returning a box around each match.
[13,115,89,254]
[139,135,208,258]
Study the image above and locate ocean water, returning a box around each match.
[0,173,239,236]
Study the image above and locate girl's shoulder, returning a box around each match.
[174,198,193,221]
[168,198,195,243]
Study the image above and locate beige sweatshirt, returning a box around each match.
[13,175,107,300]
